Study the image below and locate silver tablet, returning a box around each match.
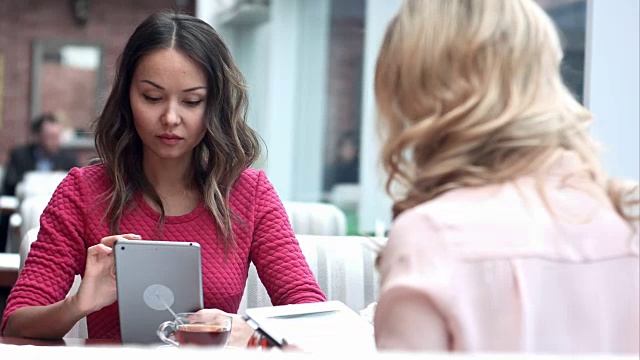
[113,239,203,345]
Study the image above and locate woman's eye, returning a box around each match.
[184,99,203,106]
[143,94,161,102]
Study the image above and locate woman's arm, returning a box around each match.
[374,209,452,351]
[3,234,139,339]
[2,294,92,339]
[2,167,134,339]
[1,170,88,338]
[375,286,448,351]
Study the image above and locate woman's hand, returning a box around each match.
[195,308,255,348]
[72,234,141,315]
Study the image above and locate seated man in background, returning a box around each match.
[0,112,78,252]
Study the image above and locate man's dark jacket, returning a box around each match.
[0,144,78,252]
[1,144,78,196]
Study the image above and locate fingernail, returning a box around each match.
[133,234,142,239]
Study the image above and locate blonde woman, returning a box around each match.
[373,0,639,353]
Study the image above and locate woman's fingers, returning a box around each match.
[77,240,121,313]
[86,244,115,277]
[90,234,141,272]
[88,243,113,256]
[100,234,141,248]
[195,308,228,316]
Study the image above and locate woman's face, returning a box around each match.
[130,48,207,166]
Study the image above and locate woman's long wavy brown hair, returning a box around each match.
[375,0,638,226]
[91,11,260,250]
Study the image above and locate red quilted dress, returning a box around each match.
[1,164,326,339]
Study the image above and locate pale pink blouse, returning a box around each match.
[374,153,639,354]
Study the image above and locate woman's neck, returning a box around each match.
[141,156,202,216]
[143,157,191,190]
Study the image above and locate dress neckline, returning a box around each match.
[134,192,208,224]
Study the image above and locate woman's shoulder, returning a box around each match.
[406,184,511,222]
[238,167,263,180]
[70,163,108,180]
[62,163,111,194]
[232,167,266,191]
[230,167,282,209]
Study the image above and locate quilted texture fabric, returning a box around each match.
[2,164,326,339]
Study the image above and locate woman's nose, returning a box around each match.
[161,103,181,126]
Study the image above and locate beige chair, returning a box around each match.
[19,227,39,271]
[14,171,68,202]
[238,234,385,314]
[6,171,68,252]
[18,195,51,243]
[6,195,52,253]
[328,183,360,212]
[282,201,348,236]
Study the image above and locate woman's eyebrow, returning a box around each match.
[141,79,164,89]
[139,80,206,93]
[182,86,206,93]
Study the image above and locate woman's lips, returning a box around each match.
[158,134,182,145]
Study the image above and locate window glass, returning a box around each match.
[538,0,588,103]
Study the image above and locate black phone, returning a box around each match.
[243,315,285,348]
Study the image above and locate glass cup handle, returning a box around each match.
[157,321,179,346]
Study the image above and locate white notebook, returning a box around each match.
[243,300,376,353]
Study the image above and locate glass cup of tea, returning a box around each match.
[157,313,233,347]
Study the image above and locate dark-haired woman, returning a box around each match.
[2,11,325,342]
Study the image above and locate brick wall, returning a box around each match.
[0,0,194,164]
[40,63,96,133]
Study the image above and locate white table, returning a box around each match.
[0,195,18,215]
[0,252,20,287]
[0,342,636,360]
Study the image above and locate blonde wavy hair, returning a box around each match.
[375,0,638,225]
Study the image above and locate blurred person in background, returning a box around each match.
[0,112,78,252]
[324,131,360,194]
[373,0,639,354]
